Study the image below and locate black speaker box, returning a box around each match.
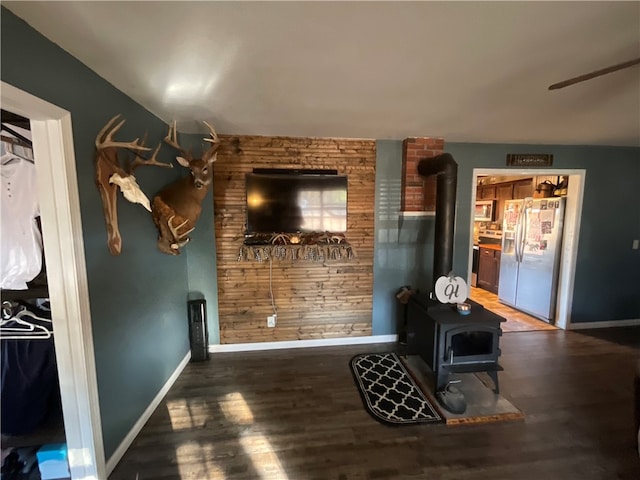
[188,299,209,362]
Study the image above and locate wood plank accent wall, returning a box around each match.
[213,135,376,344]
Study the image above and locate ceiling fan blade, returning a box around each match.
[548,57,640,90]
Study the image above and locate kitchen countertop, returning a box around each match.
[478,243,502,252]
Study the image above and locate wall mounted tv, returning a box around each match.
[245,169,348,234]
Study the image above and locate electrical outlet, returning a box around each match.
[633,239,639,250]
[267,314,276,328]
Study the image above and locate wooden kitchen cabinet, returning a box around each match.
[478,185,496,200]
[495,184,513,224]
[513,179,534,199]
[476,179,535,221]
[477,247,501,294]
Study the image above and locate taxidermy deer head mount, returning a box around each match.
[151,120,220,255]
[94,115,173,255]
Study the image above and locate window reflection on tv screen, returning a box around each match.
[246,173,347,234]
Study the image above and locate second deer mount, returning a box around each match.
[94,115,219,256]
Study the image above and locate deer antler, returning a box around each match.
[202,121,220,162]
[168,215,195,250]
[163,120,189,158]
[129,142,173,173]
[96,114,150,152]
[163,120,219,162]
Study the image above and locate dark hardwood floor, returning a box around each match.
[110,327,640,480]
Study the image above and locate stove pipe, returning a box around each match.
[417,153,458,292]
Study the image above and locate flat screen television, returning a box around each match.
[245,170,347,234]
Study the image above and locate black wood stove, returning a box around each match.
[406,293,505,393]
[408,153,506,397]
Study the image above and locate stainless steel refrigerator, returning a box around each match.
[498,197,565,322]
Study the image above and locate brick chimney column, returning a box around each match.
[401,137,445,211]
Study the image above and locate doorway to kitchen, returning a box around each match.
[467,168,585,331]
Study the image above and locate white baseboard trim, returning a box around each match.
[106,351,191,476]
[569,318,640,330]
[209,334,398,353]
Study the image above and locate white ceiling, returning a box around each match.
[5,1,640,146]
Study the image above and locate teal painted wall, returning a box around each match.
[372,141,435,334]
[1,8,196,458]
[446,142,640,323]
[372,140,640,333]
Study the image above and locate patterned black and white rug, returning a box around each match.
[350,352,443,425]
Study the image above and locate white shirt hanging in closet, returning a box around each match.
[1,153,43,289]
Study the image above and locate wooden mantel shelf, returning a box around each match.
[238,242,356,263]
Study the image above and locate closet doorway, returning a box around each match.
[1,82,105,479]
[1,108,63,478]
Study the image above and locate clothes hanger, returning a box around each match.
[1,134,31,149]
[0,149,34,166]
[0,324,51,340]
[1,137,16,164]
[0,315,52,339]
[0,317,38,333]
[1,300,18,319]
[14,308,52,324]
[0,125,32,147]
[0,140,34,164]
[0,301,53,338]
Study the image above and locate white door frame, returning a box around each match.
[468,168,586,330]
[1,82,105,479]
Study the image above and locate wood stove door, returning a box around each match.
[441,325,501,365]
